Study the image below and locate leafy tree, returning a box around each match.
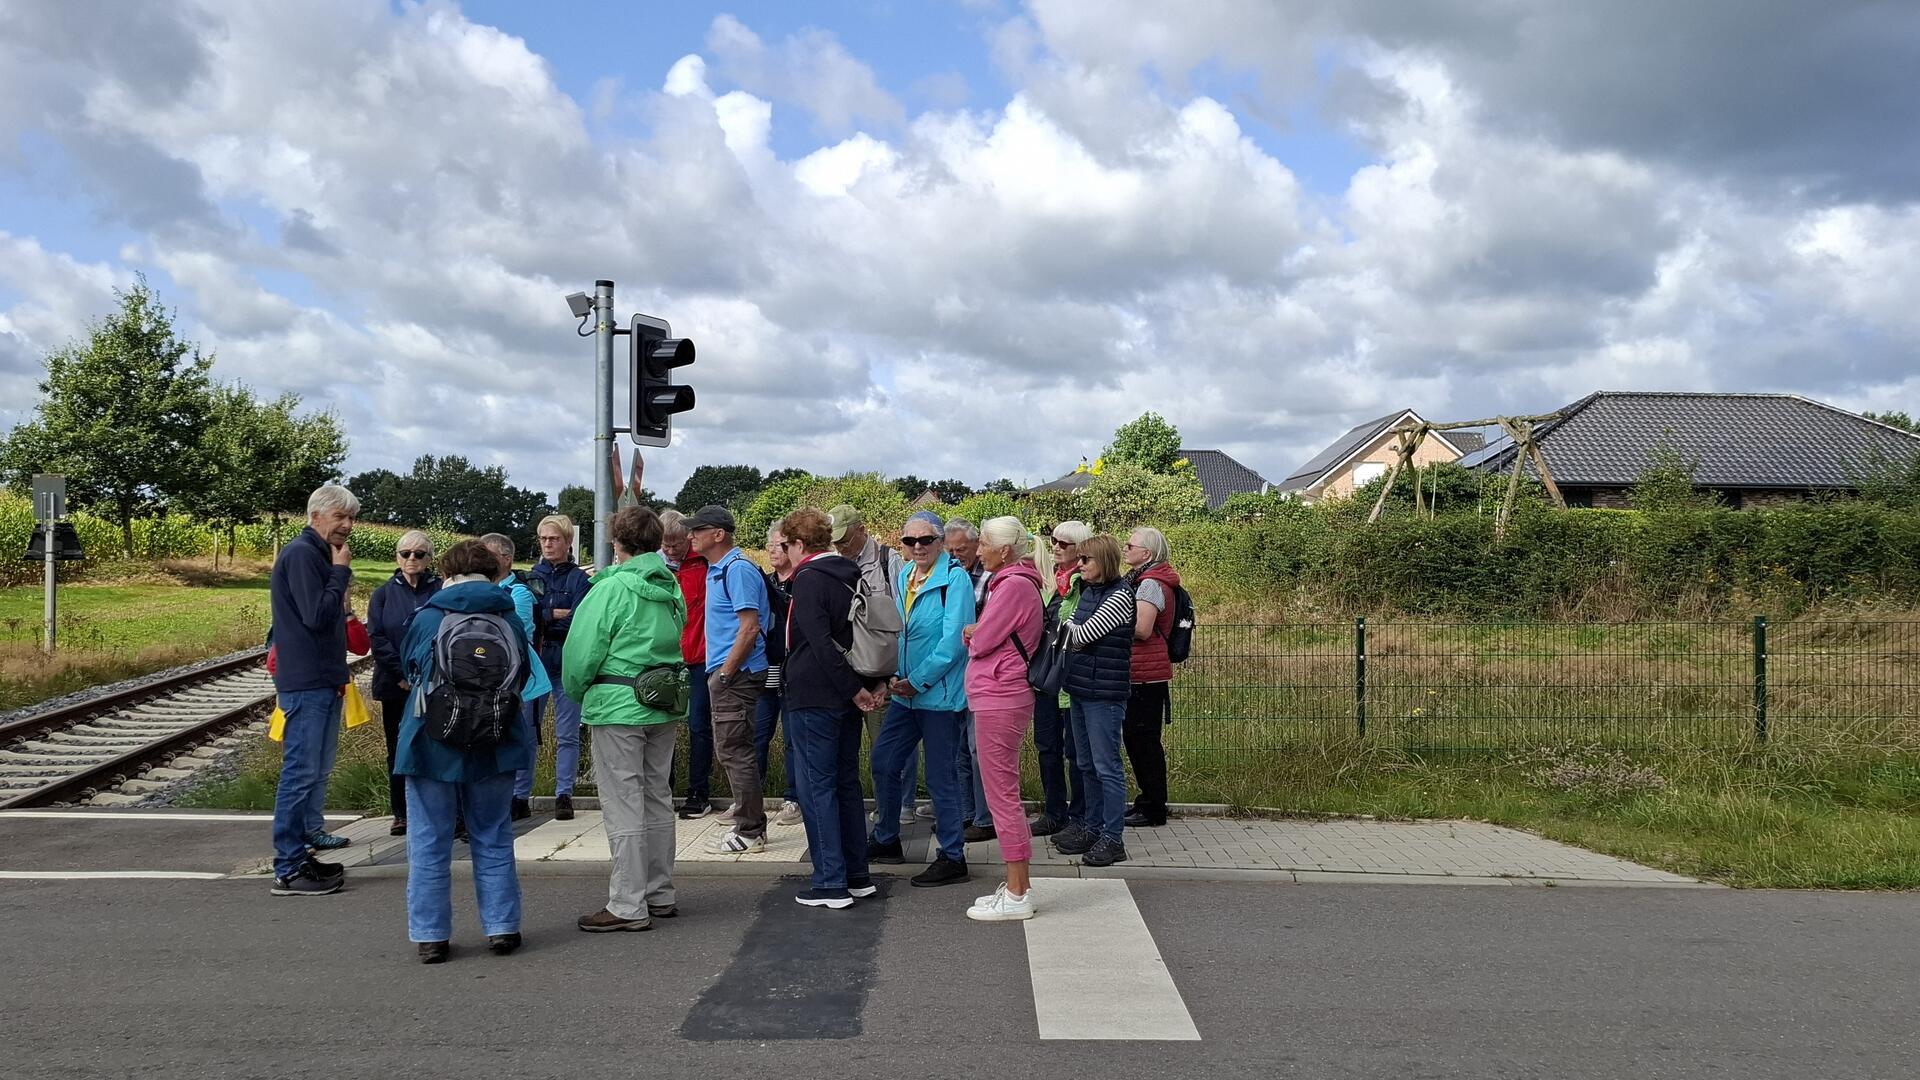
[0,278,214,556]
[349,455,551,553]
[1864,409,1919,434]
[675,464,763,513]
[1105,412,1183,474]
[179,384,346,557]
[1633,440,1716,511]
[983,477,1019,495]
[764,467,810,486]
[739,471,818,546]
[1079,461,1207,531]
[926,478,973,504]
[556,484,594,525]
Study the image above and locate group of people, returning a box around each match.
[265,482,1183,960]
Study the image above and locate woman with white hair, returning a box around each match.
[1120,525,1181,828]
[368,529,442,836]
[1027,520,1091,837]
[961,517,1047,921]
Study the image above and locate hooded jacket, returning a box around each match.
[531,557,594,671]
[561,552,688,727]
[892,553,976,712]
[783,552,866,712]
[394,578,539,782]
[965,561,1046,712]
[367,568,441,700]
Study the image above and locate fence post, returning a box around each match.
[1355,616,1367,737]
[1752,614,1768,744]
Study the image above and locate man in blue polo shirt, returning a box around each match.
[686,505,773,854]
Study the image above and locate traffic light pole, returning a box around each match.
[591,279,616,572]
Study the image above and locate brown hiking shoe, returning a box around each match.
[577,908,652,933]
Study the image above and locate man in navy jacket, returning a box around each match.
[268,484,358,896]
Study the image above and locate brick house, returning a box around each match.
[1460,391,1920,508]
[1274,409,1481,503]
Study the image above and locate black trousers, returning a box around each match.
[1123,682,1171,820]
[379,694,408,820]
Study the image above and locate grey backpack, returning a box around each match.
[423,611,527,749]
[844,571,903,678]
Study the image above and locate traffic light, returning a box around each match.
[628,314,695,447]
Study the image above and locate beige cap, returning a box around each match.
[828,504,861,543]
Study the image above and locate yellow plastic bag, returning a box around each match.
[268,702,287,742]
[343,683,371,729]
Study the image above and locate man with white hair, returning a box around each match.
[268,483,358,896]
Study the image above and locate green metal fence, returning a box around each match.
[1170,618,1920,754]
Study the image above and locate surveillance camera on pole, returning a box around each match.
[627,314,696,448]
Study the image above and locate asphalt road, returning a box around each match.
[3,872,1916,1079]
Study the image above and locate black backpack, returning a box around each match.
[1165,583,1196,664]
[423,611,528,749]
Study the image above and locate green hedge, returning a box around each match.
[1168,503,1920,617]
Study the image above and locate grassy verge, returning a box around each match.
[0,558,416,712]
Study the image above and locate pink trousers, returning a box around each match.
[972,703,1035,863]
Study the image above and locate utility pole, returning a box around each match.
[41,490,55,654]
[591,279,615,571]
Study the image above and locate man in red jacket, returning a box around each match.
[662,510,715,818]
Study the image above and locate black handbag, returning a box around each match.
[1012,594,1071,695]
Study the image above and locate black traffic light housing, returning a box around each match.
[628,314,695,447]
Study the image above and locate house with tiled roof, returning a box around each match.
[1026,448,1271,510]
[1275,409,1476,503]
[1461,392,1920,508]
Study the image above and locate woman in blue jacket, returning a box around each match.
[1051,534,1136,869]
[395,539,542,964]
[864,510,977,889]
[367,529,441,836]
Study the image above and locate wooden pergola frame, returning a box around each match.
[1365,413,1566,538]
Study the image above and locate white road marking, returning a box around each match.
[1022,878,1201,1041]
[0,811,358,822]
[0,870,226,880]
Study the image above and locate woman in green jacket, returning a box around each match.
[561,507,688,933]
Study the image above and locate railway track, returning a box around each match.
[0,650,365,810]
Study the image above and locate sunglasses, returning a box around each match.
[1074,555,1091,565]
[399,550,430,560]
[1050,538,1075,548]
[899,535,941,548]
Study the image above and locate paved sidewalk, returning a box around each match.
[314,808,1710,887]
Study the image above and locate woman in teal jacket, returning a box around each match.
[395,539,541,964]
[863,510,977,889]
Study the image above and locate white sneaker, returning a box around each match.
[913,804,936,821]
[716,803,737,824]
[966,883,1035,922]
[773,800,803,827]
[898,807,917,825]
[704,830,767,855]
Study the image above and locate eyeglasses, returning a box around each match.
[899,535,940,548]
[1124,542,1144,550]
[399,550,430,560]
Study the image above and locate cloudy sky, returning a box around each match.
[3,0,1917,501]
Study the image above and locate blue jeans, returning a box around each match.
[787,705,869,893]
[515,655,583,799]
[405,771,521,941]
[869,702,965,862]
[954,711,992,827]
[273,688,343,879]
[754,689,797,801]
[684,671,713,802]
[1033,691,1080,821]
[1069,697,1128,843]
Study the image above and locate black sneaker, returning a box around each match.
[795,888,854,909]
[910,856,970,888]
[487,933,522,955]
[678,796,713,820]
[963,823,997,843]
[848,878,879,899]
[1027,813,1065,837]
[1124,810,1166,828]
[417,941,450,964]
[510,798,532,821]
[1051,822,1095,855]
[272,859,344,896]
[1083,836,1128,867]
[865,837,905,864]
[554,794,574,821]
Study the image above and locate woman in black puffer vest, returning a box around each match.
[1052,534,1136,868]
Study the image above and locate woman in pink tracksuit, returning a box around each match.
[961,516,1047,922]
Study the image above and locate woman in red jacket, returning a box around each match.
[1121,526,1180,828]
